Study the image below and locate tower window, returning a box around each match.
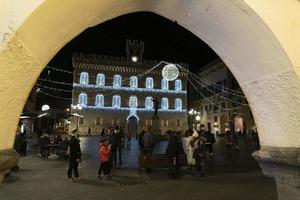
[80,72,89,84]
[146,77,154,89]
[96,73,105,86]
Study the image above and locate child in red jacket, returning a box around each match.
[97,139,111,178]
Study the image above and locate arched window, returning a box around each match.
[78,93,87,106]
[95,94,104,107]
[96,73,105,86]
[161,97,169,110]
[129,96,138,108]
[145,96,153,109]
[161,79,169,90]
[80,72,89,84]
[175,79,182,91]
[145,77,154,89]
[112,95,121,108]
[113,75,122,88]
[130,76,138,88]
[175,98,182,110]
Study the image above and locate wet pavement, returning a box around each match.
[0,135,278,200]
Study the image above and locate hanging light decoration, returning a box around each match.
[162,63,179,81]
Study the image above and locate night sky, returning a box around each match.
[38,12,218,109]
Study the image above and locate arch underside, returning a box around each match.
[0,0,299,150]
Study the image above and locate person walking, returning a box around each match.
[98,139,111,179]
[67,134,81,181]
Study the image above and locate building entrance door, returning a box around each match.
[127,116,138,138]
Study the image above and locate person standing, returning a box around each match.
[142,126,156,155]
[193,130,206,176]
[138,127,146,150]
[108,128,117,170]
[98,139,111,179]
[114,126,123,165]
[225,130,233,159]
[67,134,81,181]
[165,131,184,179]
[204,128,216,157]
[87,127,91,136]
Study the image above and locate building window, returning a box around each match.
[214,116,218,122]
[95,117,102,125]
[145,119,152,126]
[78,93,87,106]
[95,94,104,107]
[112,95,121,108]
[130,76,138,88]
[161,119,168,127]
[175,79,182,91]
[96,73,105,86]
[80,72,89,84]
[145,96,153,109]
[176,120,181,127]
[79,118,84,126]
[161,97,169,110]
[175,98,182,110]
[129,96,138,108]
[161,79,169,90]
[113,74,122,88]
[146,77,153,89]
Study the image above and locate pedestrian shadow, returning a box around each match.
[106,175,148,186]
[72,178,115,187]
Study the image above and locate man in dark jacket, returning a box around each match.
[67,134,81,180]
[165,132,184,179]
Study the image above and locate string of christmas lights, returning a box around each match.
[187,77,243,111]
[176,64,246,97]
[187,74,249,106]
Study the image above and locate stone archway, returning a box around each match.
[0,0,299,198]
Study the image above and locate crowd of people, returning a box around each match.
[13,123,260,181]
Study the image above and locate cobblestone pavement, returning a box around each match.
[0,135,278,200]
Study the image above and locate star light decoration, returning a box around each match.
[162,64,179,81]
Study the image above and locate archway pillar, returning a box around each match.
[253,147,300,200]
[0,149,19,184]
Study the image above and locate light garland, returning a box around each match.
[177,64,246,97]
[75,105,187,113]
[187,77,242,111]
[187,75,248,106]
[73,83,187,94]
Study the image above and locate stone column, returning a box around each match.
[0,149,19,183]
[253,147,300,200]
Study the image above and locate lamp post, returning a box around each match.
[71,104,82,131]
[188,109,201,130]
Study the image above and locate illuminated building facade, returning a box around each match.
[71,40,188,135]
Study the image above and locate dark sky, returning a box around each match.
[38,11,218,109]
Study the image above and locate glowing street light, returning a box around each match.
[41,104,50,111]
[131,56,138,62]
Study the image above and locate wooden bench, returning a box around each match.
[139,154,188,172]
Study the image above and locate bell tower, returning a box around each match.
[126,39,144,63]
